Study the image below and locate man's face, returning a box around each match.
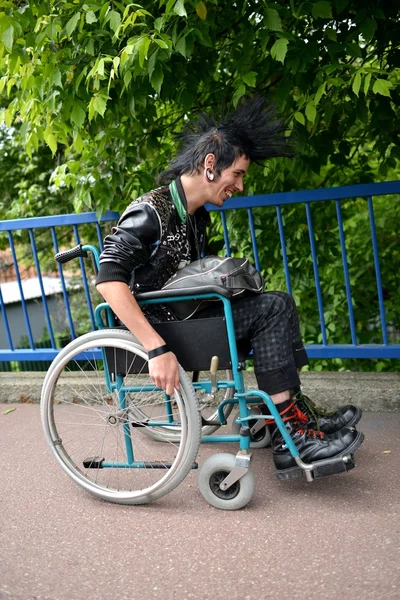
[209,155,250,206]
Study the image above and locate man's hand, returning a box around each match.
[95,282,181,395]
[148,351,180,397]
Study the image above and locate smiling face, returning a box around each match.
[207,155,250,206]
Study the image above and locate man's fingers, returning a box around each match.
[148,352,180,396]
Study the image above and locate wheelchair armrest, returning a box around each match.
[135,286,233,302]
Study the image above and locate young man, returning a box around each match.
[96,97,364,476]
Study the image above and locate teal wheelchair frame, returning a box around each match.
[40,244,356,510]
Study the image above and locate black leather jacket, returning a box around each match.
[96,178,210,296]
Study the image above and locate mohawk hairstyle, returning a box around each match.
[157,96,293,184]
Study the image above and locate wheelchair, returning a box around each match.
[41,244,357,510]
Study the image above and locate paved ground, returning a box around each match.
[0,404,399,600]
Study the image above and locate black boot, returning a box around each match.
[267,400,364,476]
[293,390,362,434]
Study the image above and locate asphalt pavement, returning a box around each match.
[1,404,399,600]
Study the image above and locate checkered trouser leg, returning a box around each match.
[195,291,309,395]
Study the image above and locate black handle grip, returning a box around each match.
[55,244,88,264]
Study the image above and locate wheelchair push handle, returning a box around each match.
[55,244,88,264]
[55,243,101,273]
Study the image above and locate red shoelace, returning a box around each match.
[265,402,325,439]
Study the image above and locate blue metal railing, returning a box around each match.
[0,182,399,363]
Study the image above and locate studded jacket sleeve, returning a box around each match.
[95,201,162,286]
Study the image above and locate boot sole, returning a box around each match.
[275,431,365,481]
[346,407,363,429]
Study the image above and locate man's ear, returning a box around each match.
[204,153,216,170]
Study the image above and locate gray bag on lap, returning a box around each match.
[162,255,264,320]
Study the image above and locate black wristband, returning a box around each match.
[147,344,170,360]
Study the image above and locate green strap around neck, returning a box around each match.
[169,179,187,223]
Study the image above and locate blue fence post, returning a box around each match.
[367,196,389,345]
[305,202,328,346]
[335,200,357,345]
[276,205,292,296]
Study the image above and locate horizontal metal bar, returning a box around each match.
[1,183,399,232]
[1,344,400,362]
[0,349,102,361]
[206,180,400,211]
[201,435,241,443]
[0,211,119,231]
[305,345,400,359]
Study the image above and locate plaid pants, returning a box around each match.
[195,292,309,395]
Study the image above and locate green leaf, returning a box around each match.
[305,101,316,123]
[372,78,392,97]
[176,36,186,57]
[265,8,282,31]
[325,27,337,41]
[97,58,105,77]
[73,131,84,153]
[154,17,164,32]
[232,84,246,108]
[314,82,327,105]
[359,18,377,42]
[242,71,257,87]
[113,56,120,73]
[86,11,97,24]
[196,2,207,20]
[352,70,362,97]
[85,38,95,55]
[363,72,372,95]
[166,0,176,12]
[147,49,158,79]
[174,1,187,18]
[83,191,92,208]
[107,10,121,34]
[65,12,81,37]
[138,36,151,67]
[270,38,288,64]
[294,111,305,125]
[312,1,333,19]
[52,69,62,87]
[71,103,86,128]
[123,70,132,88]
[154,38,169,49]
[94,95,107,116]
[150,62,164,94]
[2,25,14,52]
[44,129,57,155]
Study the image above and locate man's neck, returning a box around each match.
[180,174,209,215]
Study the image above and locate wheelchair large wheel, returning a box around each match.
[41,329,201,504]
[130,369,235,443]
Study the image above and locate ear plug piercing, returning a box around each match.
[204,167,215,181]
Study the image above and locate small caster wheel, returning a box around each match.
[198,453,255,510]
[231,408,271,449]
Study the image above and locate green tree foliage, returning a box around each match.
[0,0,399,214]
[0,0,399,370]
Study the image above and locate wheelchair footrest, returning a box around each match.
[313,455,355,478]
[201,415,224,427]
[275,454,356,481]
[83,456,105,469]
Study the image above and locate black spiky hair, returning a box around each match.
[158,96,293,183]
